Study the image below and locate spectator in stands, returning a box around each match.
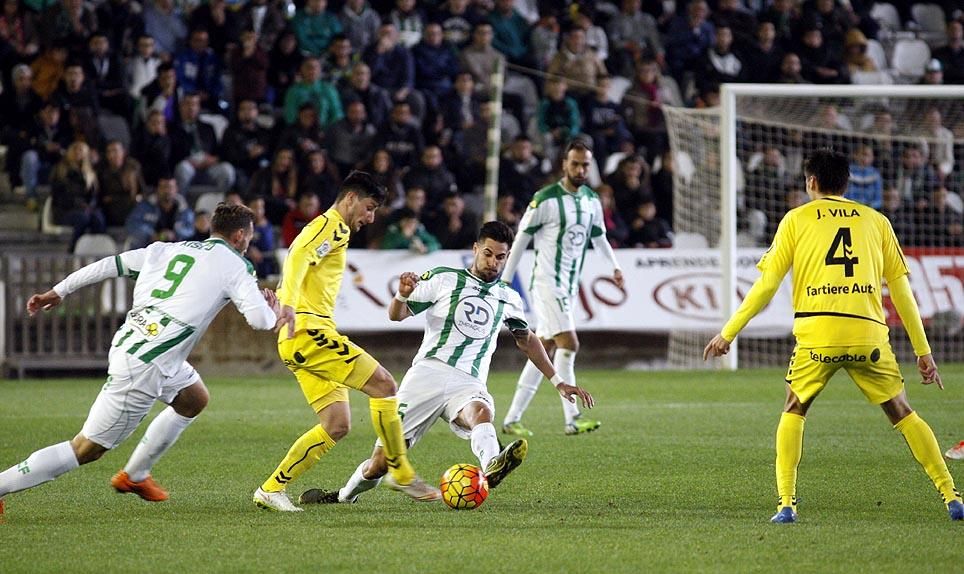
[810,103,852,154]
[412,22,458,112]
[125,175,194,249]
[529,7,559,72]
[777,52,807,83]
[608,155,653,224]
[920,107,955,178]
[246,196,277,278]
[189,0,239,57]
[278,101,326,166]
[339,62,393,129]
[915,186,963,247]
[427,192,477,249]
[40,0,97,54]
[920,58,944,85]
[843,28,877,75]
[140,61,179,123]
[627,199,673,248]
[573,5,608,64]
[95,0,143,58]
[537,76,581,162]
[796,20,848,84]
[174,28,225,113]
[338,0,380,53]
[297,149,339,206]
[223,189,244,206]
[0,64,41,137]
[85,33,131,119]
[745,20,784,83]
[232,29,270,106]
[607,0,664,78]
[713,0,757,50]
[696,24,747,92]
[375,100,424,170]
[402,145,457,210]
[441,71,480,145]
[487,0,530,67]
[390,0,424,49]
[31,44,68,101]
[131,109,171,186]
[364,148,404,206]
[880,186,916,246]
[97,139,145,227]
[583,76,633,165]
[846,144,882,209]
[127,35,160,99]
[169,92,236,197]
[496,194,519,232]
[189,209,212,241]
[293,0,342,57]
[381,206,440,253]
[248,147,297,225]
[50,141,104,251]
[597,183,629,247]
[870,108,899,183]
[623,59,679,157]
[15,102,71,203]
[221,99,271,189]
[745,145,789,239]
[322,34,358,85]
[547,27,607,101]
[801,0,850,55]
[53,61,99,118]
[665,0,715,85]
[364,22,422,120]
[326,99,376,175]
[651,149,675,225]
[283,56,343,127]
[896,143,939,206]
[498,135,549,211]
[933,20,964,84]
[281,190,321,247]
[761,0,799,50]
[142,0,187,60]
[434,0,481,48]
[0,0,38,66]
[459,23,501,96]
[268,30,301,102]
[239,0,286,54]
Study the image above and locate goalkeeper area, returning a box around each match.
[2,368,962,573]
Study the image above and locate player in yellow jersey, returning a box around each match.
[253,171,439,511]
[704,149,963,523]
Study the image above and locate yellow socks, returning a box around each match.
[261,424,334,493]
[895,411,961,505]
[369,396,415,484]
[775,412,806,509]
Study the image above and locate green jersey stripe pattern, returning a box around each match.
[554,194,567,289]
[425,272,467,359]
[470,299,505,378]
[445,280,495,368]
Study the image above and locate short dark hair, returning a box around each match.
[211,203,254,236]
[337,170,387,204]
[803,148,850,195]
[565,137,593,156]
[478,220,514,247]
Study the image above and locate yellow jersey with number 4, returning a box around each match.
[753,196,908,347]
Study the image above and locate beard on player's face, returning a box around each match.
[565,171,587,187]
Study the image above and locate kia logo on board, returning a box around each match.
[653,272,756,320]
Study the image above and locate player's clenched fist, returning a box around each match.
[397,272,420,297]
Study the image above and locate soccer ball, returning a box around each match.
[440,463,488,510]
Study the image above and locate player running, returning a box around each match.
[704,149,963,523]
[253,171,437,512]
[299,221,595,505]
[501,139,623,437]
[0,203,286,515]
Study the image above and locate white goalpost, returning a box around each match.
[664,84,964,370]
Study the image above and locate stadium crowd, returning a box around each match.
[0,0,962,269]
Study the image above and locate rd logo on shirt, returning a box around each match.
[564,224,587,252]
[455,296,495,340]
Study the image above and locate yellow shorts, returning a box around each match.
[278,327,379,412]
[785,343,904,405]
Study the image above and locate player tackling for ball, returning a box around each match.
[0,204,287,515]
[704,149,963,523]
[253,171,438,511]
[299,221,595,505]
[501,139,623,437]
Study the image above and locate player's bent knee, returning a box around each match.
[325,421,351,440]
[459,402,493,426]
[362,366,398,398]
[172,382,209,417]
[70,435,108,465]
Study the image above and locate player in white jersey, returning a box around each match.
[501,140,624,436]
[0,204,288,514]
[298,222,595,505]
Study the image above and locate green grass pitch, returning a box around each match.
[1,367,962,573]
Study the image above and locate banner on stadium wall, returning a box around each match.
[330,248,798,333]
[888,248,964,331]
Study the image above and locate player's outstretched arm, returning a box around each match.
[917,354,943,390]
[388,271,419,321]
[703,334,732,361]
[26,289,63,316]
[26,251,147,316]
[512,327,594,409]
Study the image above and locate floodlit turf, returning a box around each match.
[1,366,963,573]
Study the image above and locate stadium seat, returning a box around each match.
[946,191,963,214]
[603,152,627,176]
[871,2,902,32]
[40,196,70,235]
[607,76,632,104]
[199,113,229,142]
[194,191,225,214]
[851,70,895,85]
[74,234,118,256]
[891,39,931,79]
[911,3,947,47]
[865,39,888,71]
[672,232,709,248]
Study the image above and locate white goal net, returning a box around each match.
[663,84,964,369]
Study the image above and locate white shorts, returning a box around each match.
[376,359,494,449]
[81,347,200,449]
[532,285,575,339]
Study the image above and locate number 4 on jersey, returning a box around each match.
[825,227,859,277]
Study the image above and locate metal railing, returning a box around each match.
[1,254,131,379]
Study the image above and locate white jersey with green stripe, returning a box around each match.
[53,238,276,376]
[518,181,606,298]
[406,267,528,383]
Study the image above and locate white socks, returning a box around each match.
[470,423,501,469]
[0,441,79,498]
[554,349,581,424]
[125,407,195,482]
[503,360,544,425]
[339,459,382,503]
